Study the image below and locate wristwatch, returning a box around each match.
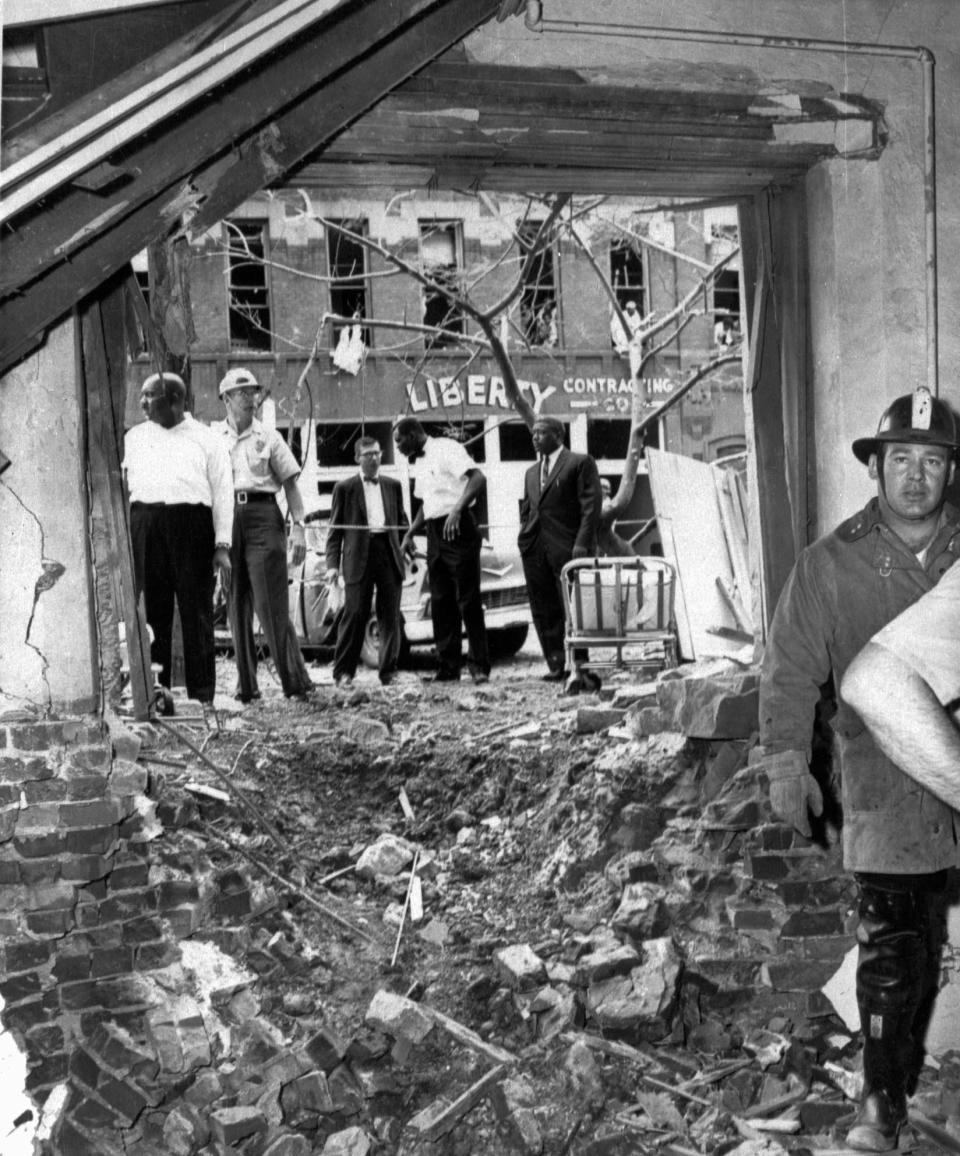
[215,542,231,551]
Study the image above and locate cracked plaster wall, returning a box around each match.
[0,316,98,715]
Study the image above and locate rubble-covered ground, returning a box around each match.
[129,642,960,1156]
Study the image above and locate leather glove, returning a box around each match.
[754,748,823,837]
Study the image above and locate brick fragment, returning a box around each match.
[163,1104,211,1156]
[304,1026,348,1071]
[209,1105,268,1147]
[25,1050,69,1090]
[780,909,845,938]
[14,830,67,858]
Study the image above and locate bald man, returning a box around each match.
[518,416,602,682]
[124,372,233,711]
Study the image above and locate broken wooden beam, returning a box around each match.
[422,1006,518,1067]
[406,1063,507,1143]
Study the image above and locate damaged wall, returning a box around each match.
[465,0,960,538]
[0,316,97,715]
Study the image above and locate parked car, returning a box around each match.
[217,523,531,669]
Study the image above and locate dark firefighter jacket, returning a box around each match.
[760,497,960,873]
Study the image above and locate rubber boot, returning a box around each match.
[846,1034,908,1152]
[845,876,929,1153]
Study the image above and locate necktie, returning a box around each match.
[540,455,550,490]
[364,476,380,487]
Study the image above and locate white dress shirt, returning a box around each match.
[124,414,234,544]
[412,436,477,520]
[362,473,387,531]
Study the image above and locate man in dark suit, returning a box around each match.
[518,416,602,683]
[325,436,409,687]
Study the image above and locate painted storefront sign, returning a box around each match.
[404,373,675,417]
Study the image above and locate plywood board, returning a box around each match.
[646,448,744,661]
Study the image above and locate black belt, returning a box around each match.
[235,491,276,505]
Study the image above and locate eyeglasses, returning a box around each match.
[229,387,261,398]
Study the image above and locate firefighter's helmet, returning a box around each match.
[852,387,960,464]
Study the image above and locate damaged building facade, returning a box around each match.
[126,192,745,556]
[4,0,960,1150]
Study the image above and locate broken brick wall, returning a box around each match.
[0,716,185,1152]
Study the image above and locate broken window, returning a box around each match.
[500,419,568,462]
[326,219,370,345]
[419,221,463,348]
[226,219,272,351]
[129,249,151,356]
[609,240,646,317]
[588,417,660,458]
[518,222,558,347]
[712,268,742,348]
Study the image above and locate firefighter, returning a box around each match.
[756,387,960,1151]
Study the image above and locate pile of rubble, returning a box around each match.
[4,661,960,1154]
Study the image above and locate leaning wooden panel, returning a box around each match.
[646,448,744,663]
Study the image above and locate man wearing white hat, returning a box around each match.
[214,368,313,701]
[123,372,233,712]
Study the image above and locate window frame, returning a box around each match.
[225,217,273,352]
[418,219,465,349]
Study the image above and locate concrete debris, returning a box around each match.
[492,943,547,991]
[364,990,434,1045]
[8,660,960,1155]
[653,668,759,738]
[355,832,416,878]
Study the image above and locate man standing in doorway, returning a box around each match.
[518,416,602,685]
[757,387,960,1152]
[124,372,233,716]
[214,368,313,702]
[325,436,408,688]
[393,416,490,684]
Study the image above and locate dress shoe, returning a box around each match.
[234,691,261,704]
[379,672,394,686]
[846,1089,907,1152]
[541,668,568,683]
[469,669,490,685]
[427,670,461,683]
[334,674,354,689]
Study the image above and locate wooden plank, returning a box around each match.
[3,0,256,165]
[1,0,353,217]
[0,0,500,375]
[646,448,742,662]
[713,466,752,630]
[186,0,500,232]
[0,0,450,295]
[80,273,153,719]
[413,1064,507,1143]
[422,1006,518,1067]
[290,160,789,197]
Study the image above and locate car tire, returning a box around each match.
[360,616,410,670]
[487,623,529,659]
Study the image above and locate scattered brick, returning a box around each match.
[209,1105,268,1147]
[305,1026,349,1072]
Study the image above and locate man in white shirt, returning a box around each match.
[123,372,233,708]
[394,416,490,683]
[213,368,313,702]
[325,437,408,687]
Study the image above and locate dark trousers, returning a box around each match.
[425,512,489,676]
[521,541,585,672]
[333,535,403,680]
[854,870,948,1094]
[229,501,311,698]
[130,502,217,702]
